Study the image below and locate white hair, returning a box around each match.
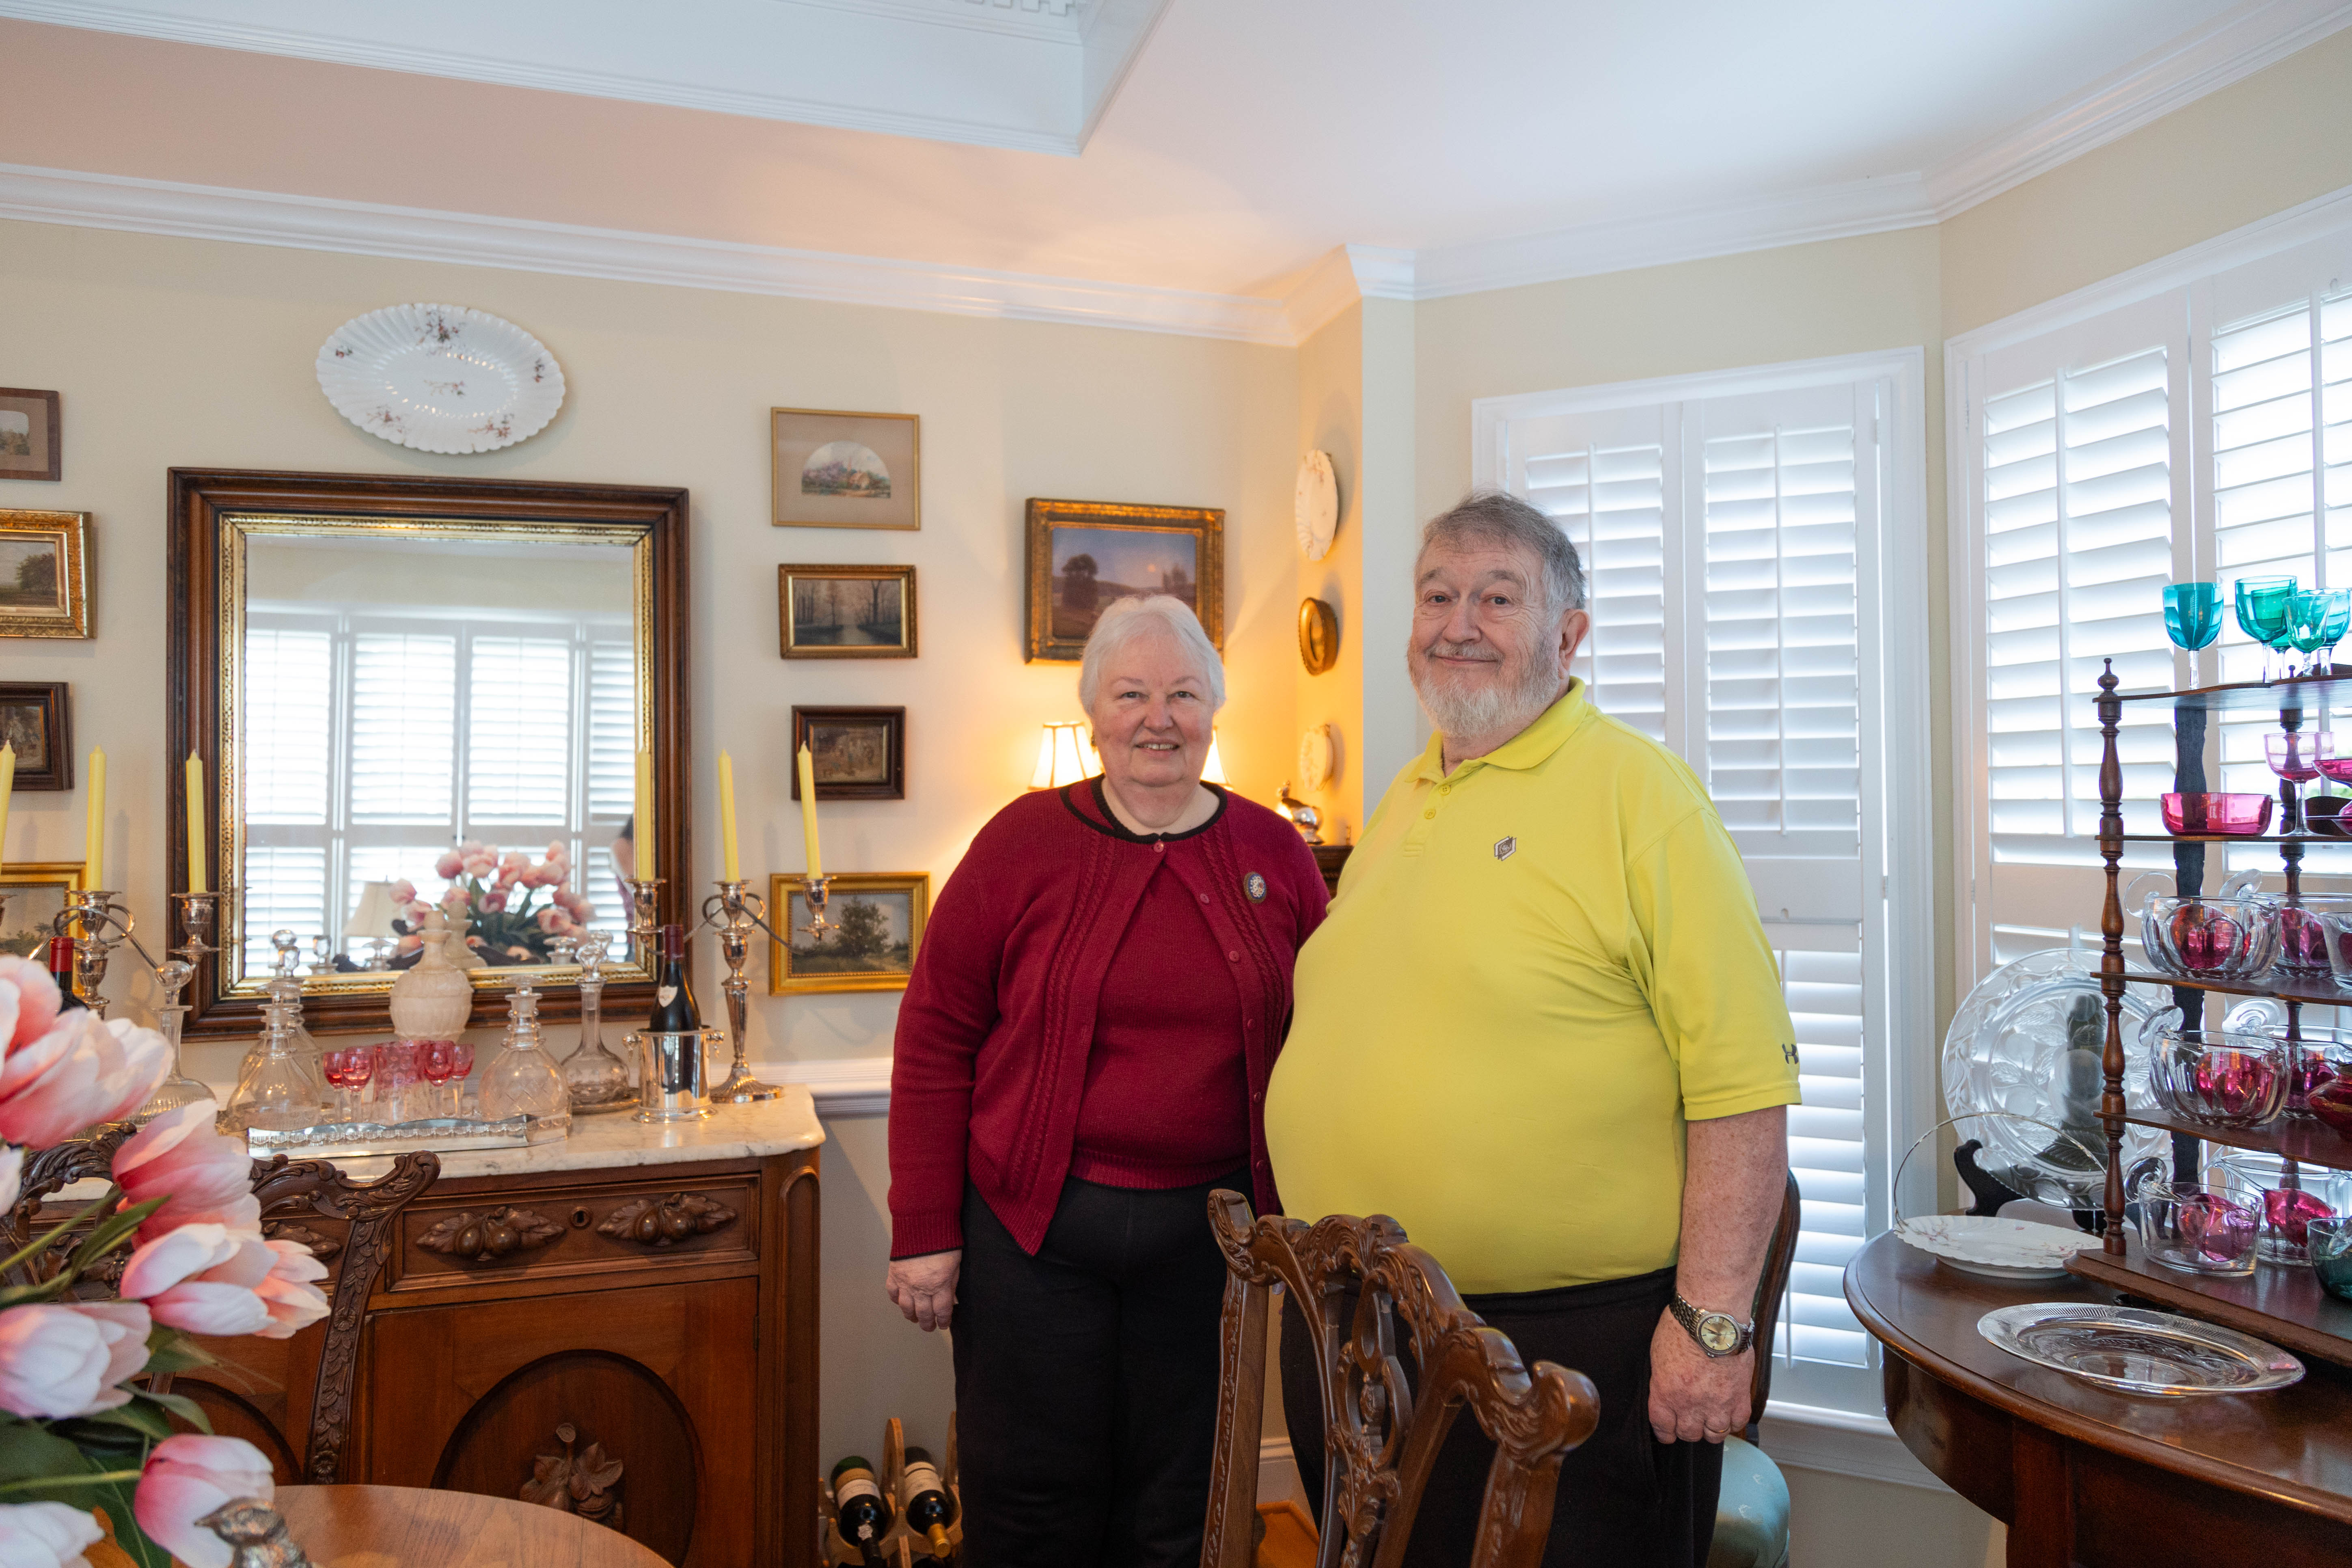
[1077,595,1227,715]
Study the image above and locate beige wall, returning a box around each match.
[1295,302,1367,832]
[0,214,1299,1471]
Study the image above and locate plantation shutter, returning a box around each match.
[587,635,637,824]
[1489,367,1901,1414]
[240,846,326,974]
[348,632,457,823]
[242,625,333,825]
[466,636,574,823]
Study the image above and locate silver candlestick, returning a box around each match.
[624,878,663,968]
[138,891,225,1120]
[701,879,780,1104]
[799,873,836,943]
[56,891,128,1018]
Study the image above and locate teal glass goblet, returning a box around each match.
[2164,582,2223,654]
[2237,576,2299,681]
[2322,588,2352,676]
[2289,589,2333,678]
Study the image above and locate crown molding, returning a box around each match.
[0,162,1297,345]
[1282,245,1416,341]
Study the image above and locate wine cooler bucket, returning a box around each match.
[626,1026,723,1122]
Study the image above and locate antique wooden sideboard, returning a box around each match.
[170,1098,824,1568]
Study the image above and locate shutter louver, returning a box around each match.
[467,636,574,822]
[243,627,333,825]
[1779,946,1869,1369]
[349,633,457,823]
[1526,442,1669,741]
[588,638,636,823]
[241,845,326,975]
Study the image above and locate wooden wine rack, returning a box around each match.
[820,1416,965,1568]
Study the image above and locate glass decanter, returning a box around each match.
[479,983,572,1143]
[240,931,323,1085]
[133,958,217,1123]
[559,933,633,1113]
[224,1000,329,1134]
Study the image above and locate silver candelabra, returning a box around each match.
[701,879,783,1103]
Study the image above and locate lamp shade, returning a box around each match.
[343,880,402,940]
[1031,722,1100,790]
[1202,730,1228,786]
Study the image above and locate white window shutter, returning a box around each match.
[587,637,637,823]
[240,845,326,975]
[349,632,457,822]
[467,636,574,822]
[243,626,334,826]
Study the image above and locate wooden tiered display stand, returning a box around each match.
[2068,661,2352,1365]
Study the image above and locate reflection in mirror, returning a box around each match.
[234,528,644,988]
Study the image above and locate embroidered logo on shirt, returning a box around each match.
[1244,871,1268,903]
[1493,837,1518,861]
[1782,1043,1800,1065]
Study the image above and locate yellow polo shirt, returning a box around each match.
[1264,681,1800,1294]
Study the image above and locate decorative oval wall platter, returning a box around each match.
[1295,450,1339,560]
[317,304,566,455]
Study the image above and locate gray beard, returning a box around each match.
[1408,643,1568,744]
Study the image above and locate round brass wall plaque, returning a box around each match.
[1298,597,1339,674]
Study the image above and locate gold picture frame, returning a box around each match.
[0,510,91,639]
[1024,498,1223,663]
[0,862,84,960]
[767,872,928,994]
[772,408,921,530]
[779,563,918,659]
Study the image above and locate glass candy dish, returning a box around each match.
[2309,1217,2352,1302]
[2272,895,2352,975]
[2158,793,2273,835]
[2138,893,2278,979]
[2135,1179,2263,1277]
[2145,1025,2289,1127]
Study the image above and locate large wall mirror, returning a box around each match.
[169,470,691,1038]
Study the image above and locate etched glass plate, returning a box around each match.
[1941,949,2166,1188]
[1979,1303,2304,1395]
[317,303,565,454]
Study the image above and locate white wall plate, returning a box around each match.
[317,303,565,455]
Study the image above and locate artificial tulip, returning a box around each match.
[0,956,61,1053]
[133,1435,274,1568]
[250,1240,330,1341]
[0,1305,136,1419]
[0,1501,104,1568]
[0,1147,22,1218]
[112,1102,255,1239]
[0,1013,168,1151]
[56,1304,151,1409]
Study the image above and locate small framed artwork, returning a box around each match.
[1025,498,1223,663]
[0,863,83,960]
[0,390,59,483]
[0,511,91,639]
[767,871,929,994]
[772,408,920,530]
[791,706,906,801]
[779,564,917,659]
[0,683,71,789]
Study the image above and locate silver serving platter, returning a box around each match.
[242,1115,533,1158]
[1979,1303,2304,1396]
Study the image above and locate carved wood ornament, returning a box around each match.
[417,1206,565,1262]
[598,1192,736,1248]
[522,1421,625,1531]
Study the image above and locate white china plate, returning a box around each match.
[1295,450,1339,560]
[317,304,565,454]
[1895,1214,2097,1280]
[1979,1303,2304,1396]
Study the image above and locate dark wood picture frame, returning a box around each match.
[0,682,71,789]
[1024,498,1224,663]
[168,468,693,1040]
[0,389,60,483]
[778,563,917,659]
[790,706,906,801]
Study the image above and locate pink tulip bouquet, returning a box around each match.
[392,841,596,965]
[0,955,329,1568]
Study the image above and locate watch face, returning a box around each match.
[1698,1314,1742,1354]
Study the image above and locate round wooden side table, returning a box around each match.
[276,1484,669,1568]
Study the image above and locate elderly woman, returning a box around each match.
[887,594,1326,1567]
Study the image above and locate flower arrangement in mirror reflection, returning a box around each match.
[389,841,598,966]
[0,953,328,1568]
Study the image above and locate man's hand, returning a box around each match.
[1648,1308,1751,1444]
[886,1250,961,1332]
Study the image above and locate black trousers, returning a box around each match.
[1281,1266,1722,1568]
[952,1170,1245,1568]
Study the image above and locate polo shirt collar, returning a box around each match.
[1414,681,1594,783]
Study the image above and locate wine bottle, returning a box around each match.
[48,936,86,1013]
[900,1446,955,1560]
[829,1455,890,1565]
[646,923,700,1035]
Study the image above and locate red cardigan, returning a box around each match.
[889,782,1327,1257]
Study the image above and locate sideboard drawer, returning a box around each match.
[386,1173,759,1292]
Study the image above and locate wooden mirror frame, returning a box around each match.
[167,468,692,1040]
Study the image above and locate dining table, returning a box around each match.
[276,1484,671,1568]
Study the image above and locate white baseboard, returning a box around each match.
[1256,1436,1303,1506]
[1756,1400,1946,1491]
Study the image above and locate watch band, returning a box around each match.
[1669,1292,1754,1358]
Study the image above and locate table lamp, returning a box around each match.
[343,880,402,970]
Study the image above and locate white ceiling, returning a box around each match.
[3,0,2347,328]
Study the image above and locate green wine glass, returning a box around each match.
[2290,589,2333,678]
[2237,576,2299,681]
[2324,589,2352,676]
[2164,582,2223,652]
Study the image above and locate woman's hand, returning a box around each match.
[887,1250,962,1332]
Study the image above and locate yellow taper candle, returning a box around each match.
[185,753,207,894]
[0,742,15,864]
[797,743,823,880]
[717,750,741,884]
[83,746,105,890]
[633,749,656,883]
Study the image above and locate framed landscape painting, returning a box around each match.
[1024,498,1223,662]
[767,871,928,994]
[779,564,917,658]
[790,706,905,801]
[0,390,58,483]
[0,683,70,789]
[771,408,920,530]
[0,863,82,960]
[0,511,91,639]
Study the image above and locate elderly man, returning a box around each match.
[1264,491,1798,1568]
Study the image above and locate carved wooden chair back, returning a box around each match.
[1200,1191,1602,1568]
[1742,1173,1802,1445]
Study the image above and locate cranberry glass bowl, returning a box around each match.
[2160,793,2274,835]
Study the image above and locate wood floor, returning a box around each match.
[1256,1501,1317,1568]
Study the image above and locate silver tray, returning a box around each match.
[1979,1303,2304,1396]
[242,1115,535,1158]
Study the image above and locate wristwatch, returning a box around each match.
[1669,1292,1754,1358]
